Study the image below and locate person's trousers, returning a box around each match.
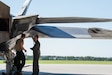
[14,51,25,73]
[32,52,40,75]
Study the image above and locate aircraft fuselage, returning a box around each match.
[0,1,11,44]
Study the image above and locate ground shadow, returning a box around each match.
[0,70,107,75]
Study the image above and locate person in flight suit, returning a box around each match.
[31,35,40,75]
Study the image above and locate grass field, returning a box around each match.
[0,60,112,64]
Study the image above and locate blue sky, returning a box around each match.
[2,0,112,57]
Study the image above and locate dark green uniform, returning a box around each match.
[31,40,40,75]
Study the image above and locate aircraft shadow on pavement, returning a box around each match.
[23,72,108,75]
[0,70,107,75]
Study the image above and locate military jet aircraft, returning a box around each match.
[1,0,112,75]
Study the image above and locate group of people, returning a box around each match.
[13,34,40,75]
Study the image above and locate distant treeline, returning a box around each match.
[25,56,112,61]
[0,56,112,61]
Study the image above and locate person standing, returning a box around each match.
[13,34,27,75]
[31,35,40,75]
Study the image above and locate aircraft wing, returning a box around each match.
[30,26,112,39]
[11,16,112,38]
[37,17,112,24]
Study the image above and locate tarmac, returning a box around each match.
[0,64,112,75]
